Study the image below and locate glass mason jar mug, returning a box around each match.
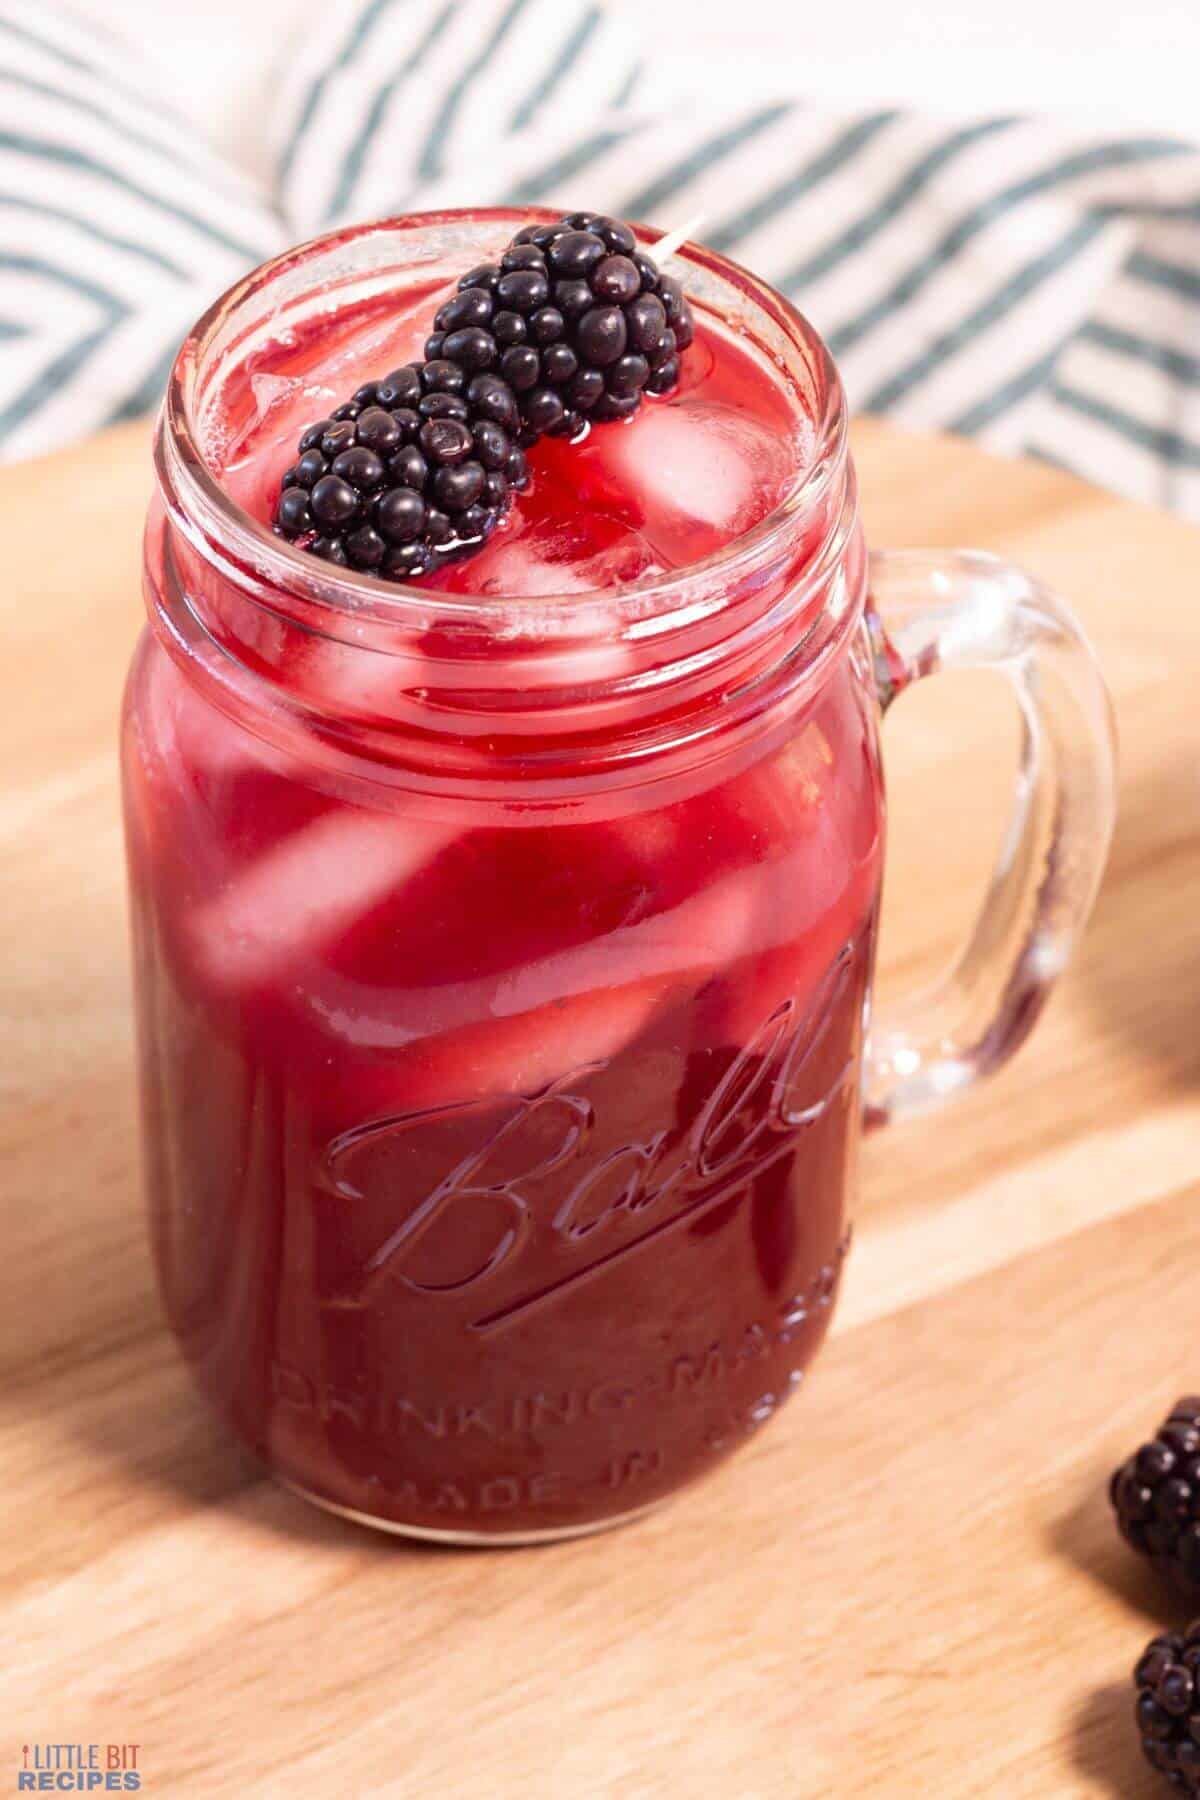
[123,211,1116,1543]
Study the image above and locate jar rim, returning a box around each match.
[159,206,849,638]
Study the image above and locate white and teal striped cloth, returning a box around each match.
[6,0,1200,516]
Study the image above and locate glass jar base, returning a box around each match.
[276,1476,666,1546]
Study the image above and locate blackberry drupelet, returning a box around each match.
[274,212,695,581]
[1134,1622,1200,1791]
[1112,1399,1200,1597]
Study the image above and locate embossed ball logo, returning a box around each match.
[320,950,855,1333]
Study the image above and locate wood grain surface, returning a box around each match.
[2,418,1198,1797]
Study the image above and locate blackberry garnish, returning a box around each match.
[1112,1399,1200,1597]
[1134,1623,1200,1791]
[273,212,694,581]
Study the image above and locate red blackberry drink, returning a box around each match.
[124,210,1116,1541]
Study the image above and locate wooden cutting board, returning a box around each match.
[3,417,1198,1797]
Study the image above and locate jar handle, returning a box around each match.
[864,549,1117,1128]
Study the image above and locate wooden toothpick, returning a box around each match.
[652,214,706,266]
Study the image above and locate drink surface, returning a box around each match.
[216,283,811,596]
[126,249,883,1538]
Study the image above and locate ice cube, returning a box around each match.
[426,511,663,688]
[250,372,302,425]
[441,510,666,599]
[220,373,307,463]
[283,633,430,723]
[326,865,769,1118]
[299,857,762,1059]
[347,975,676,1119]
[188,810,459,990]
[319,284,455,387]
[602,399,787,563]
[481,867,756,1020]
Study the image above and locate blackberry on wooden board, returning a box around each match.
[1135,1622,1200,1791]
[1112,1398,1200,1597]
[273,212,694,582]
